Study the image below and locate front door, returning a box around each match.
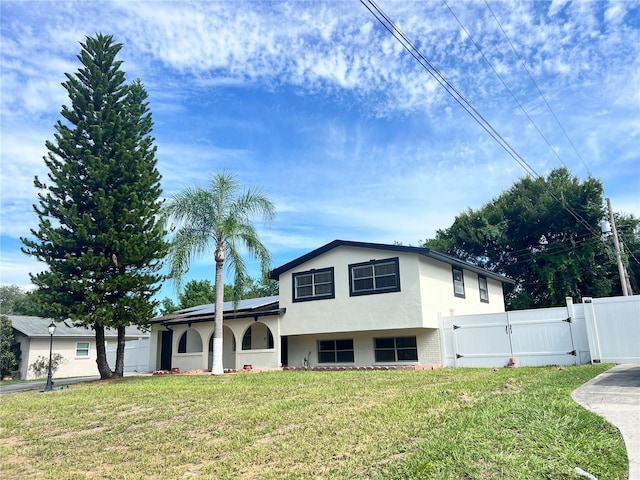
[280,336,288,367]
[161,330,173,371]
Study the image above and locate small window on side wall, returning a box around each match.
[478,276,489,303]
[452,267,465,298]
[76,341,90,357]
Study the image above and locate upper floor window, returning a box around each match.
[452,267,465,298]
[349,257,400,296]
[292,267,335,302]
[478,276,489,303]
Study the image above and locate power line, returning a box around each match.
[483,0,592,177]
[442,0,571,172]
[359,0,603,242]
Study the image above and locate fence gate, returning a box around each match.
[449,308,578,368]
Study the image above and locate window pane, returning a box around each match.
[296,275,312,286]
[375,263,396,276]
[336,350,355,363]
[397,348,418,361]
[375,349,396,362]
[354,278,374,291]
[296,285,313,298]
[318,351,336,363]
[375,275,397,289]
[315,272,332,283]
[454,283,465,295]
[318,340,335,351]
[315,283,333,295]
[335,339,354,350]
[453,269,463,282]
[353,266,373,279]
[395,336,417,348]
[375,337,395,349]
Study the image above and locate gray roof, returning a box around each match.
[8,315,149,338]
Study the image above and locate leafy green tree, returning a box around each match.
[422,168,621,308]
[0,285,46,316]
[178,280,216,309]
[164,171,274,375]
[0,315,20,376]
[21,34,167,379]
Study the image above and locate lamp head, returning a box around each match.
[48,322,56,336]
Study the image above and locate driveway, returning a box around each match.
[572,364,640,480]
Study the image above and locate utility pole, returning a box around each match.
[606,198,632,296]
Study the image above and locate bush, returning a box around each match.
[29,354,66,378]
[0,315,20,376]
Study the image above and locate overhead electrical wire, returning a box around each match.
[483,0,593,177]
[359,0,604,243]
[442,0,571,172]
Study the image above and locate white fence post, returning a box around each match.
[582,297,601,363]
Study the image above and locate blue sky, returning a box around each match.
[1,0,639,303]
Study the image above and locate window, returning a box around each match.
[318,339,354,363]
[374,337,418,362]
[292,267,335,302]
[452,267,465,298]
[349,257,400,296]
[478,276,489,303]
[76,341,90,357]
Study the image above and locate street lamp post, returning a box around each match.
[43,322,56,392]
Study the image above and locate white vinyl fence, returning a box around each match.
[439,295,639,368]
[582,295,640,364]
[106,337,150,373]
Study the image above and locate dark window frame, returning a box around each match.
[478,275,489,303]
[317,339,355,364]
[292,267,335,302]
[374,336,418,363]
[349,257,400,297]
[452,266,465,298]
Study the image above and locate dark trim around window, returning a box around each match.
[478,275,489,303]
[292,267,335,302]
[318,339,355,363]
[374,336,418,362]
[452,266,465,298]
[349,257,400,296]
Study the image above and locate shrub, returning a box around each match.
[29,354,66,378]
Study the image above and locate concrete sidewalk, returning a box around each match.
[572,364,640,480]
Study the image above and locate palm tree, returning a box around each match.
[163,172,275,375]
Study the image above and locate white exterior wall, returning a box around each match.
[286,328,441,368]
[418,256,506,327]
[279,246,507,335]
[280,247,425,336]
[18,336,101,380]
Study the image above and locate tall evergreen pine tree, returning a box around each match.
[21,34,167,379]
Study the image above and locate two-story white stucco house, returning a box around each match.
[148,240,514,372]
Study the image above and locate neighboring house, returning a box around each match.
[9,316,150,380]
[149,240,514,372]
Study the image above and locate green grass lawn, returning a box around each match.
[0,365,627,479]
